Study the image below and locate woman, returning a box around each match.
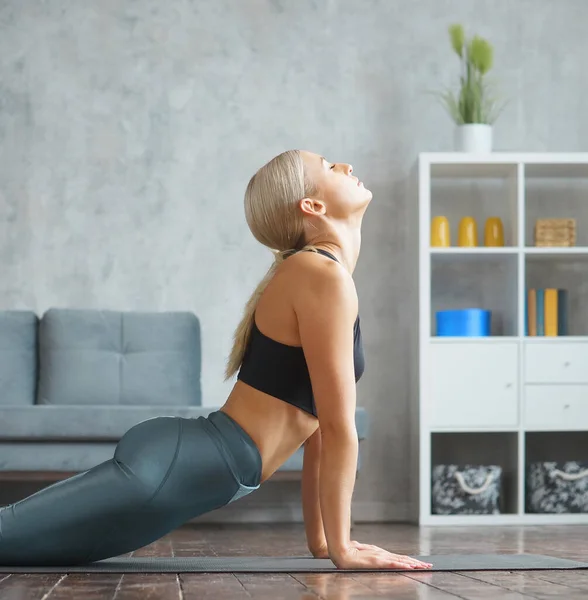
[0,150,431,571]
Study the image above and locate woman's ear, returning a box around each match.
[299,197,327,217]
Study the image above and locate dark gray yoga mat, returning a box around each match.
[2,554,588,573]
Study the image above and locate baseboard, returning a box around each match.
[352,501,411,523]
[191,501,411,524]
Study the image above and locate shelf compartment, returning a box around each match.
[431,432,519,516]
[525,165,588,247]
[525,431,588,514]
[525,255,588,336]
[431,253,518,336]
[429,161,518,247]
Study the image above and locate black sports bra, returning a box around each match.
[237,248,365,417]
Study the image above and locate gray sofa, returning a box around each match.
[0,309,369,484]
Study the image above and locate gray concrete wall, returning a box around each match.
[1,0,587,522]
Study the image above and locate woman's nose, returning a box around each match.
[345,164,353,175]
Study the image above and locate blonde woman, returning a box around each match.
[0,150,432,571]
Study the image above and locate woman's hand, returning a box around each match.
[331,541,433,570]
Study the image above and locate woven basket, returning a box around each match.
[534,218,576,247]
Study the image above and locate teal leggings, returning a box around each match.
[0,410,262,566]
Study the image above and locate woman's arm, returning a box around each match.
[293,255,432,571]
[294,259,359,564]
[301,427,328,556]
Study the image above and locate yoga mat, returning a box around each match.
[2,554,588,573]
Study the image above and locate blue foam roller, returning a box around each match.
[436,308,491,337]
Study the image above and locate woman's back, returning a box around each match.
[220,248,363,482]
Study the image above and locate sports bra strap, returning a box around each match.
[309,248,339,263]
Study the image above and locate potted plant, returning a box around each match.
[437,24,504,153]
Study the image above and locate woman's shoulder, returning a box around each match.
[283,251,357,314]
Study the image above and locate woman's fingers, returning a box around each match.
[373,549,432,569]
[350,542,432,568]
[336,543,433,570]
[390,553,432,567]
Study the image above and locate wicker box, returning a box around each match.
[534,218,576,247]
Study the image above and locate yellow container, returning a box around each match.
[458,216,478,247]
[484,217,505,246]
[431,216,451,247]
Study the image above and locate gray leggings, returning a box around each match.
[0,410,262,566]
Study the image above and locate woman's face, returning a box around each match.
[300,151,372,220]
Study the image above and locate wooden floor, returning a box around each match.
[1,523,587,599]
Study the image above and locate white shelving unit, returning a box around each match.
[416,152,588,525]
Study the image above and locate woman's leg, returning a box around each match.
[0,415,242,566]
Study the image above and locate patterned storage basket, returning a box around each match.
[432,464,502,515]
[526,461,588,513]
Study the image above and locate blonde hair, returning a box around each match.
[225,150,319,379]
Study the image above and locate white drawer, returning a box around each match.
[524,385,588,430]
[525,343,588,384]
[429,342,518,429]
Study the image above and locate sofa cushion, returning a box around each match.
[0,406,369,442]
[0,310,38,406]
[37,309,201,406]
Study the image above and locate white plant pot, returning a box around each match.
[455,124,493,153]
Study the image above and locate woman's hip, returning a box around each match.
[114,410,262,510]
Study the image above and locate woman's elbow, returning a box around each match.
[318,421,358,445]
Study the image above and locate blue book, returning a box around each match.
[525,290,529,336]
[536,289,545,336]
[558,289,568,336]
[524,289,528,336]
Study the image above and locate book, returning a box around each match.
[526,288,569,337]
[527,289,537,336]
[536,289,545,336]
[544,288,558,336]
[557,289,568,336]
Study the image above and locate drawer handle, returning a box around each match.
[455,472,494,495]
[553,468,588,481]
[564,361,571,367]
[505,383,513,389]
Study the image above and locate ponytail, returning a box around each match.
[224,246,318,380]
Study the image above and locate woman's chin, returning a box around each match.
[355,189,372,213]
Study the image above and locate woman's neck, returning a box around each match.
[312,222,362,274]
